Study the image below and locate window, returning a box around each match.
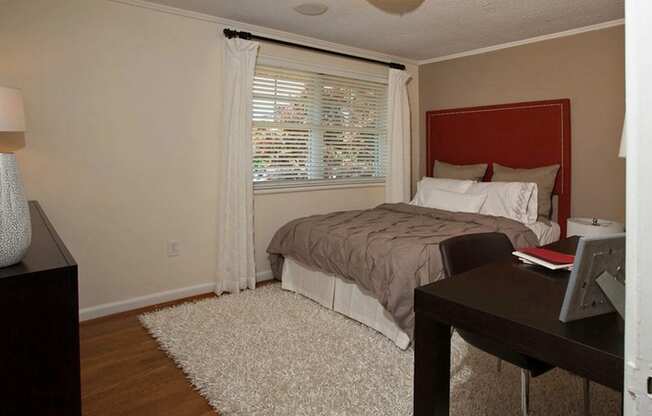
[252,65,387,187]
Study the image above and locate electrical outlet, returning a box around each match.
[167,240,180,257]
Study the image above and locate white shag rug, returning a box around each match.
[140,284,621,416]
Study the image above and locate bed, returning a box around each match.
[268,99,572,349]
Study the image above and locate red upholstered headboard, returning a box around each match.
[426,99,571,237]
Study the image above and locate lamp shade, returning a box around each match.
[0,86,26,132]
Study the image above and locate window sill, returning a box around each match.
[254,179,385,195]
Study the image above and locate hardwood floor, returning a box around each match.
[80,294,218,416]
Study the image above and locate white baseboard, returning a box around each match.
[79,270,276,322]
[78,282,215,321]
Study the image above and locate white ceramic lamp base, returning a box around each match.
[0,153,31,268]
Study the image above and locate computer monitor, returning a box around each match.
[559,233,626,323]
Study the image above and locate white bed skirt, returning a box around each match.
[281,257,411,350]
[279,224,558,351]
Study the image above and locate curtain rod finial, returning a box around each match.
[223,28,253,40]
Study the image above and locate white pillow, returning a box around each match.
[411,177,475,206]
[418,177,475,193]
[465,182,538,224]
[415,187,488,214]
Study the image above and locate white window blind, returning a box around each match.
[252,65,387,187]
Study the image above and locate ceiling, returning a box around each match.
[145,0,624,61]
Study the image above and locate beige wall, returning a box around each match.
[419,26,626,223]
[0,0,418,311]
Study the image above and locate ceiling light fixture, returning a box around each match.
[367,0,425,15]
[293,3,329,16]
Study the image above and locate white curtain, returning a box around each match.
[385,68,412,203]
[215,38,260,295]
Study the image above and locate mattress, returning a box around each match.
[269,203,539,339]
[280,220,559,350]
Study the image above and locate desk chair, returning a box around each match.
[439,232,590,416]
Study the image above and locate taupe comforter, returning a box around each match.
[267,203,538,338]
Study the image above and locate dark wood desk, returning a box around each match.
[413,237,624,415]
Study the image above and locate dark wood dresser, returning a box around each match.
[0,201,80,416]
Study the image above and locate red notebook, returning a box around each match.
[518,247,575,265]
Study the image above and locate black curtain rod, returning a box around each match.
[224,28,406,71]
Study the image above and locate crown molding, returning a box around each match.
[418,18,625,65]
[107,0,418,66]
